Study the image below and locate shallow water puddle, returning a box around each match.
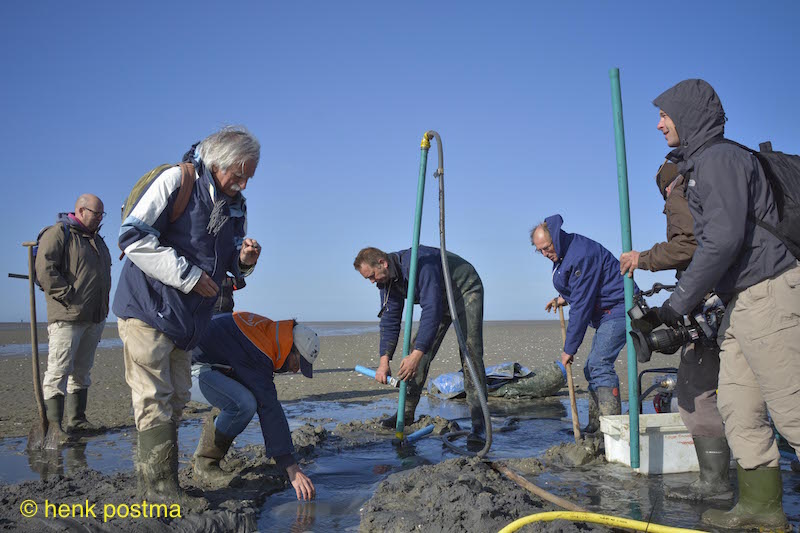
[1,396,799,530]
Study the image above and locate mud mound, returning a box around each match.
[360,456,539,532]
[542,438,604,467]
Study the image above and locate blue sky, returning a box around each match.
[1,1,798,323]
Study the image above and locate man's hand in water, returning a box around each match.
[287,464,316,501]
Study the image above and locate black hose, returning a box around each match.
[426,130,493,458]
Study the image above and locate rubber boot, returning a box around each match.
[664,437,733,502]
[193,415,237,487]
[665,436,732,501]
[583,390,600,434]
[44,396,70,443]
[65,389,96,433]
[466,416,486,453]
[136,423,207,512]
[380,394,420,429]
[701,464,790,532]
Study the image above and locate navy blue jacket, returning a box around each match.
[546,214,632,355]
[113,159,248,350]
[193,313,295,469]
[378,246,446,359]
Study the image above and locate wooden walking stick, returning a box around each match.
[559,302,581,443]
[21,242,51,450]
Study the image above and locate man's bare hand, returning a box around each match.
[286,464,316,501]
[192,272,219,298]
[239,237,261,266]
[619,250,640,278]
[561,351,574,367]
[397,350,424,381]
[375,355,392,385]
[545,296,566,313]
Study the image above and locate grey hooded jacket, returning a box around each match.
[653,79,794,313]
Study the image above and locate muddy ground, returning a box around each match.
[0,415,614,533]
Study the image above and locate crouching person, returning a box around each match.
[191,311,318,501]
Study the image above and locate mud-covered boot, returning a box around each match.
[380,394,420,429]
[595,386,621,435]
[701,464,790,532]
[665,436,732,501]
[136,423,207,512]
[193,415,237,488]
[65,389,97,433]
[44,396,69,444]
[583,390,600,434]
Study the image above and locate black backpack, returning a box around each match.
[709,139,800,259]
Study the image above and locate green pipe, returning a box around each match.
[395,133,432,439]
[609,68,640,469]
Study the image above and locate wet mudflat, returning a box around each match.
[1,396,799,532]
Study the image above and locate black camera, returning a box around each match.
[628,283,725,364]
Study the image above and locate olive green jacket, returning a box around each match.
[35,217,112,323]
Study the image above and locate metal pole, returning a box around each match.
[609,68,639,468]
[395,133,432,440]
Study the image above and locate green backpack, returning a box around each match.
[119,161,196,258]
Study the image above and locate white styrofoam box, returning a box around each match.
[600,413,699,475]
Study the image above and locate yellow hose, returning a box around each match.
[498,511,708,533]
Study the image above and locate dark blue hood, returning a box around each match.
[544,213,573,264]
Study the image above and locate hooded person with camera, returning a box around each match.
[653,79,799,531]
[621,161,731,502]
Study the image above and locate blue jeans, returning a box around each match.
[583,316,626,391]
[191,367,257,438]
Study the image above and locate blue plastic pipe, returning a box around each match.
[609,67,640,469]
[355,365,400,388]
[405,424,434,443]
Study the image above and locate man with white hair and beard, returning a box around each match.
[114,126,262,508]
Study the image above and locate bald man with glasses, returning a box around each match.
[35,193,112,440]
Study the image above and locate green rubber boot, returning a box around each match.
[665,436,732,501]
[701,464,790,532]
[65,389,97,433]
[193,415,237,488]
[43,396,69,444]
[136,423,207,512]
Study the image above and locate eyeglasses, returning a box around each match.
[84,207,107,219]
[534,241,554,255]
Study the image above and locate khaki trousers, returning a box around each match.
[42,320,105,399]
[717,263,800,469]
[118,318,191,431]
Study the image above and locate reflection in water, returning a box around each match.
[27,441,89,479]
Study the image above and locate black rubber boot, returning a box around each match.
[65,389,96,433]
[665,436,732,501]
[380,394,420,429]
[701,464,790,531]
[193,415,237,488]
[44,396,69,443]
[583,390,600,434]
[136,423,207,512]
[466,424,486,453]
